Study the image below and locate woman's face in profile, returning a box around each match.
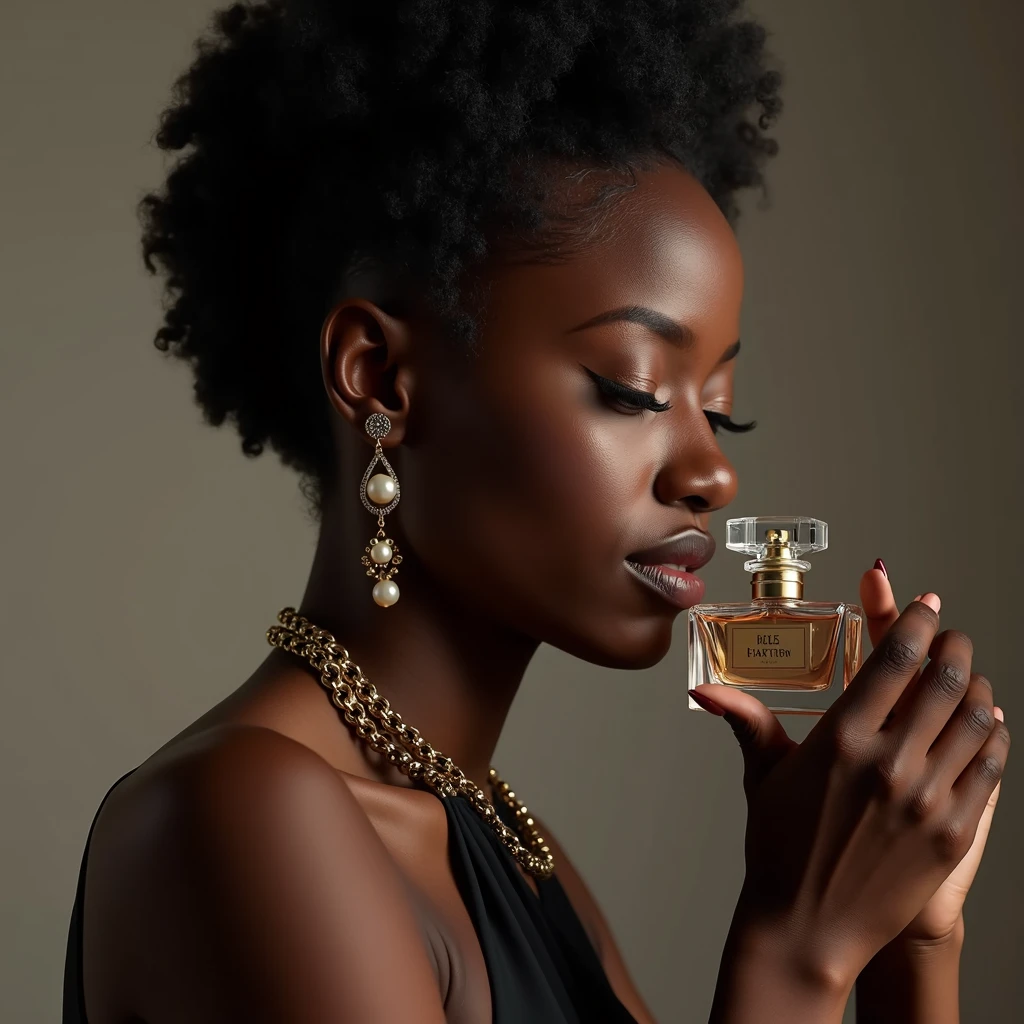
[392,159,746,669]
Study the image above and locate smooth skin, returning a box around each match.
[855,575,1004,1023]
[695,579,1009,1022]
[80,160,1008,1023]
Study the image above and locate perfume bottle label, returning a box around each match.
[727,624,809,670]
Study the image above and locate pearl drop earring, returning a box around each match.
[359,412,403,607]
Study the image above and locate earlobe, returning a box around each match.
[319,297,414,444]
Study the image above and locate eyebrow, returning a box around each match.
[566,304,741,362]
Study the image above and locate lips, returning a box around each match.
[623,528,715,610]
[626,528,716,572]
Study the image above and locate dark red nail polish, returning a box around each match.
[689,688,726,716]
[873,558,888,579]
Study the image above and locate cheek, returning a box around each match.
[401,375,643,605]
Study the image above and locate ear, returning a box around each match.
[320,298,414,446]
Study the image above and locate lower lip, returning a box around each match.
[624,561,706,609]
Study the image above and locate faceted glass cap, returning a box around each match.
[726,517,828,558]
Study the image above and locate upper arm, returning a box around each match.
[533,813,659,1024]
[106,725,446,1024]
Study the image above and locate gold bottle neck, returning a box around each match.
[747,528,807,600]
[751,568,805,600]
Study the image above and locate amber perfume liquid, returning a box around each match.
[689,600,863,713]
[688,517,864,715]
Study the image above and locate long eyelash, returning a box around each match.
[705,410,757,434]
[583,367,671,414]
[583,367,754,431]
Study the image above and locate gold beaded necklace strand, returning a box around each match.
[266,607,555,880]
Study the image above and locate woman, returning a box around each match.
[63,1,1009,1021]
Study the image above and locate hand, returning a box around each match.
[859,564,1003,945]
[690,580,1011,989]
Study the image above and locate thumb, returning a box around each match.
[690,684,795,789]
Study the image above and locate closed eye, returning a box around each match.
[583,366,756,435]
[582,366,671,415]
[705,410,756,434]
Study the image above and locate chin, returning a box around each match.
[548,612,678,671]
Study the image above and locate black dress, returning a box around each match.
[63,766,638,1023]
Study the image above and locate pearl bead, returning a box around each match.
[372,579,400,607]
[370,541,393,564]
[366,473,396,505]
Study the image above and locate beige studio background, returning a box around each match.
[2,1,1021,1020]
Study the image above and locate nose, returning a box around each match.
[653,424,738,514]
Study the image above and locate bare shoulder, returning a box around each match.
[117,721,355,826]
[85,724,446,1024]
[530,810,659,1024]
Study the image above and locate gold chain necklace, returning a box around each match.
[266,607,555,880]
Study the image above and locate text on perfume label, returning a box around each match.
[727,624,809,670]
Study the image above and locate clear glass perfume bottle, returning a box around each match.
[688,517,864,714]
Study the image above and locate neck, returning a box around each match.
[293,480,539,792]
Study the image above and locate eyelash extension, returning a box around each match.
[705,410,757,435]
[583,366,756,435]
[583,366,672,414]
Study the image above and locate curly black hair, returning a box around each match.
[139,0,782,521]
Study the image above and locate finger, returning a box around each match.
[860,563,898,649]
[886,630,976,757]
[950,711,1010,827]
[832,596,942,731]
[971,776,1002,863]
[689,684,797,791]
[879,594,928,724]
[918,670,992,786]
[934,778,1001,902]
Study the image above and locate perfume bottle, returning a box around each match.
[688,517,864,714]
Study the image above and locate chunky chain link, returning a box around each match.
[266,606,555,880]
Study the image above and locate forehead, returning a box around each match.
[480,161,744,338]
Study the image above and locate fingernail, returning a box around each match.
[994,707,1004,722]
[919,593,941,613]
[873,558,888,579]
[689,687,726,716]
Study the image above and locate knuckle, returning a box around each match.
[902,786,937,824]
[880,636,922,675]
[931,819,969,861]
[962,702,995,737]
[729,715,757,748]
[943,630,974,656]
[971,673,993,692]
[930,660,968,700]
[867,756,905,798]
[829,722,862,762]
[976,753,1005,786]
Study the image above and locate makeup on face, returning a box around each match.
[624,527,715,610]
